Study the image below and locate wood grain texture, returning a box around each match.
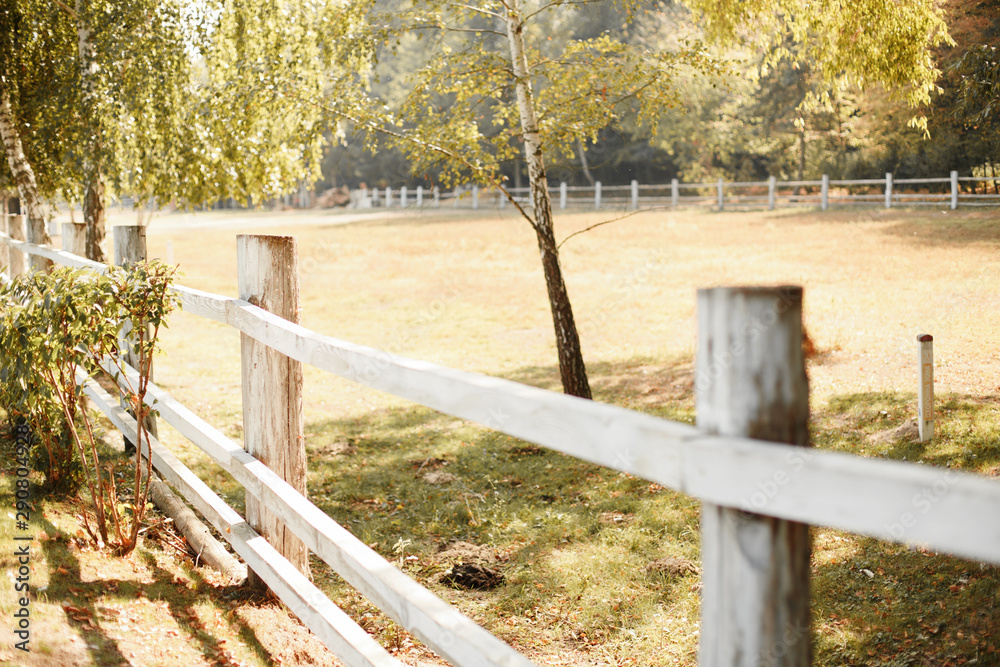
[237,235,309,583]
[61,222,87,256]
[100,358,539,667]
[79,374,403,667]
[696,286,811,667]
[5,215,25,277]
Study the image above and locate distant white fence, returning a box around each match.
[2,217,999,666]
[361,171,1000,212]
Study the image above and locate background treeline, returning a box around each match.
[321,0,1000,191]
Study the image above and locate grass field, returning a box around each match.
[4,205,1000,665]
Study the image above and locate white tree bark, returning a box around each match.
[0,90,50,245]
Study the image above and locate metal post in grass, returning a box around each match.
[631,179,638,210]
[821,174,829,211]
[560,181,567,210]
[918,334,934,442]
[8,214,25,278]
[768,176,776,210]
[113,225,159,447]
[237,234,309,587]
[62,222,87,256]
[594,181,602,210]
[950,171,959,210]
[671,178,679,208]
[885,172,893,209]
[717,177,724,211]
[697,286,811,667]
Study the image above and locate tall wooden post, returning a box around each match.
[885,172,893,209]
[821,174,829,211]
[594,181,602,210]
[918,334,934,442]
[559,181,567,210]
[62,222,87,256]
[631,179,639,210]
[238,235,308,586]
[768,176,777,211]
[26,213,52,272]
[717,177,725,211]
[697,286,811,666]
[113,225,159,445]
[8,214,25,278]
[671,178,679,208]
[0,215,9,280]
[950,171,959,210]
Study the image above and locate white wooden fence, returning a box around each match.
[2,216,999,666]
[360,171,1000,212]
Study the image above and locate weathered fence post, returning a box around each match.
[671,178,679,208]
[62,222,87,256]
[594,181,602,210]
[400,186,408,208]
[768,176,776,211]
[631,179,639,210]
[386,187,393,209]
[8,214,25,278]
[237,234,309,586]
[26,214,52,272]
[113,225,159,447]
[416,185,423,207]
[433,186,440,208]
[885,172,893,209]
[560,181,567,210]
[717,177,724,211]
[950,171,958,210]
[697,286,811,667]
[472,185,479,209]
[0,215,9,279]
[918,334,934,442]
[821,174,829,211]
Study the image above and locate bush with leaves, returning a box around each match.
[0,261,178,555]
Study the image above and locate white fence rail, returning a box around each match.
[358,171,1000,212]
[2,220,999,666]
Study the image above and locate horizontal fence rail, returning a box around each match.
[3,226,1000,667]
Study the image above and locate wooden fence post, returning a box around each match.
[26,214,52,272]
[62,222,87,256]
[400,186,408,208]
[594,181,602,210]
[918,334,934,442]
[8,214,25,278]
[631,179,638,210]
[671,178,679,208]
[821,174,829,211]
[0,215,9,280]
[696,286,811,667]
[386,187,393,209]
[416,185,423,207]
[950,171,958,210]
[113,225,159,446]
[768,176,776,211]
[472,185,479,209]
[717,177,724,211]
[433,186,440,207]
[237,234,309,586]
[885,172,893,209]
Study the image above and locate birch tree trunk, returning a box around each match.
[76,0,107,262]
[0,90,51,246]
[505,0,591,399]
